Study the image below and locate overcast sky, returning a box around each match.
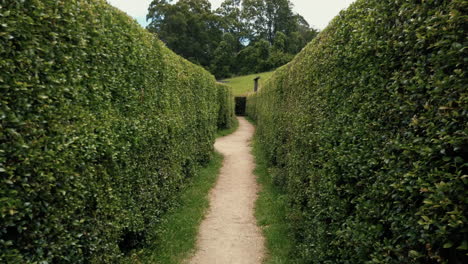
[107,0,356,30]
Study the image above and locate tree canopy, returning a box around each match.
[147,0,318,78]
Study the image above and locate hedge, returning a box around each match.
[216,83,236,130]
[0,0,234,262]
[247,0,467,263]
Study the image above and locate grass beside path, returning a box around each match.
[222,71,274,96]
[125,126,238,264]
[248,119,299,263]
[252,138,296,264]
[129,152,223,264]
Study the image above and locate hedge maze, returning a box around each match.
[1,0,466,263]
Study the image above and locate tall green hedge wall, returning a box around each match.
[0,0,234,262]
[247,0,467,263]
[216,83,236,130]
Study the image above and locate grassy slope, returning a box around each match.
[222,71,274,96]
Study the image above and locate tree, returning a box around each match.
[288,14,318,53]
[237,39,271,74]
[215,0,246,51]
[210,33,238,78]
[146,0,318,78]
[272,31,287,52]
[242,0,296,44]
[267,32,293,68]
[147,0,223,67]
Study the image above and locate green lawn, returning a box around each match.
[221,71,274,96]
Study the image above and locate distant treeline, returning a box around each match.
[147,0,318,78]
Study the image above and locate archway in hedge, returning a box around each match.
[235,97,247,116]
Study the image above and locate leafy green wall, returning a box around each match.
[216,83,236,130]
[247,0,467,263]
[0,0,234,262]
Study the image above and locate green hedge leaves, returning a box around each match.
[247,0,467,263]
[0,0,234,262]
[216,84,236,130]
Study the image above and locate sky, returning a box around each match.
[107,0,356,30]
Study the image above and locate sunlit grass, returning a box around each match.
[222,71,274,96]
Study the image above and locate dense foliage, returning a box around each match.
[247,0,467,263]
[0,0,234,262]
[216,84,237,130]
[147,0,318,78]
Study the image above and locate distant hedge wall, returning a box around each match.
[216,84,236,130]
[247,0,467,263]
[0,0,233,262]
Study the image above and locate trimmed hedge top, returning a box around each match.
[0,0,234,262]
[247,0,467,263]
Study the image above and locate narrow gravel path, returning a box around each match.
[188,117,265,264]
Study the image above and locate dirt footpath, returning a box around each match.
[188,117,265,264]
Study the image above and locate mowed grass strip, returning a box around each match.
[222,71,274,96]
[251,135,298,264]
[126,152,223,264]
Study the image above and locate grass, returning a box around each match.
[123,118,298,264]
[222,71,274,96]
[248,119,299,264]
[127,152,223,264]
[124,126,239,264]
